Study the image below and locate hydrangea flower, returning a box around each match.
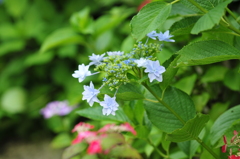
[157,30,175,42]
[72,131,97,145]
[144,60,166,82]
[107,51,124,56]
[87,140,102,154]
[98,123,136,135]
[72,64,92,82]
[100,95,119,116]
[40,101,74,118]
[72,122,95,133]
[89,53,105,66]
[147,30,158,40]
[134,58,148,67]
[82,82,100,106]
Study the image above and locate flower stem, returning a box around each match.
[147,138,169,158]
[226,7,240,25]
[195,137,221,159]
[171,0,180,5]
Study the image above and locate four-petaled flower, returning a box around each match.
[72,64,92,82]
[144,60,166,82]
[100,95,119,116]
[89,53,105,66]
[82,81,100,106]
[157,30,175,42]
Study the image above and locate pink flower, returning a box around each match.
[87,140,102,154]
[72,122,94,133]
[222,135,228,153]
[98,123,136,135]
[72,131,97,145]
[120,123,137,135]
[228,155,240,159]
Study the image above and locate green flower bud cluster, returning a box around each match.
[133,42,161,60]
[95,53,135,91]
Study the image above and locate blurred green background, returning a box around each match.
[0,0,143,156]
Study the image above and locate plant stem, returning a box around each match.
[226,7,240,25]
[171,0,180,5]
[195,137,221,159]
[147,138,169,158]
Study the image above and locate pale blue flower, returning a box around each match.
[147,31,158,40]
[82,82,100,106]
[72,64,92,82]
[144,60,166,82]
[100,95,119,116]
[89,53,105,66]
[107,51,124,56]
[157,30,175,42]
[134,58,148,67]
[40,101,74,118]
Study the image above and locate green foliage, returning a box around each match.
[131,1,172,40]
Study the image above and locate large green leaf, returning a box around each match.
[170,17,200,36]
[144,86,196,133]
[191,0,232,34]
[210,105,240,146]
[76,107,131,123]
[176,40,240,67]
[100,82,144,101]
[40,27,84,52]
[167,114,209,142]
[131,1,172,41]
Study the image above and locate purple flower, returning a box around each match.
[89,53,105,66]
[100,95,119,116]
[72,64,92,82]
[41,101,74,118]
[82,81,100,106]
[147,31,158,40]
[157,30,175,42]
[144,60,166,82]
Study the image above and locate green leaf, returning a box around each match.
[174,74,197,95]
[51,133,72,149]
[210,105,240,146]
[24,51,54,66]
[192,92,210,112]
[100,82,144,101]
[1,87,27,114]
[70,7,94,34]
[160,55,180,91]
[131,1,172,41]
[177,128,205,157]
[167,114,209,142]
[109,144,142,159]
[40,28,84,52]
[76,107,131,123]
[101,133,125,150]
[135,125,150,139]
[5,0,28,18]
[180,0,226,12]
[170,17,200,36]
[209,102,229,121]
[176,40,240,67]
[170,3,197,16]
[62,143,87,159]
[0,40,25,57]
[201,65,228,83]
[191,0,232,34]
[144,86,196,133]
[223,67,240,91]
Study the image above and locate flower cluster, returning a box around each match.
[72,31,174,116]
[71,122,136,155]
[40,100,75,118]
[222,130,240,159]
